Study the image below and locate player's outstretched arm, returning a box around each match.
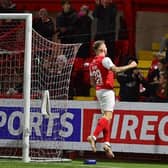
[110,61,137,73]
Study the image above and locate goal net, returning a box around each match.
[0,14,81,162]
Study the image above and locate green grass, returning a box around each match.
[0,159,168,168]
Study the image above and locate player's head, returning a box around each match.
[93,40,107,56]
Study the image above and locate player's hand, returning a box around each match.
[129,61,137,68]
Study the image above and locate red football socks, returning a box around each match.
[103,120,110,142]
[93,117,110,141]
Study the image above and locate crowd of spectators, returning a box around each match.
[141,52,168,102]
[0,0,168,102]
[116,57,146,102]
[117,55,168,102]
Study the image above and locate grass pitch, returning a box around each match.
[0,159,167,168]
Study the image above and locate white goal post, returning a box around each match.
[0,13,32,162]
[0,13,81,163]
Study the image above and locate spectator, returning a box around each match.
[92,0,117,60]
[144,58,168,101]
[41,54,68,99]
[69,58,91,97]
[0,0,20,30]
[5,67,23,97]
[76,5,92,58]
[56,0,78,43]
[33,8,55,41]
[117,57,146,101]
[147,58,167,83]
[155,36,168,63]
[145,72,168,102]
[155,72,168,102]
[0,0,16,13]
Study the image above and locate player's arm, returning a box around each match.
[102,57,137,73]
[110,61,137,73]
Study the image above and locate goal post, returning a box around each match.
[22,13,32,163]
[0,13,32,163]
[0,13,81,163]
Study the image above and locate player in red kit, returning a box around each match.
[87,40,137,158]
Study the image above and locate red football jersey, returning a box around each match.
[89,55,114,90]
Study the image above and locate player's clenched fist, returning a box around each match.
[129,61,138,68]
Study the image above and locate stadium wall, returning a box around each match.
[0,99,168,155]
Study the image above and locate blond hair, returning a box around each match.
[92,40,105,53]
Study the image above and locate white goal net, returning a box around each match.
[0,14,81,162]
